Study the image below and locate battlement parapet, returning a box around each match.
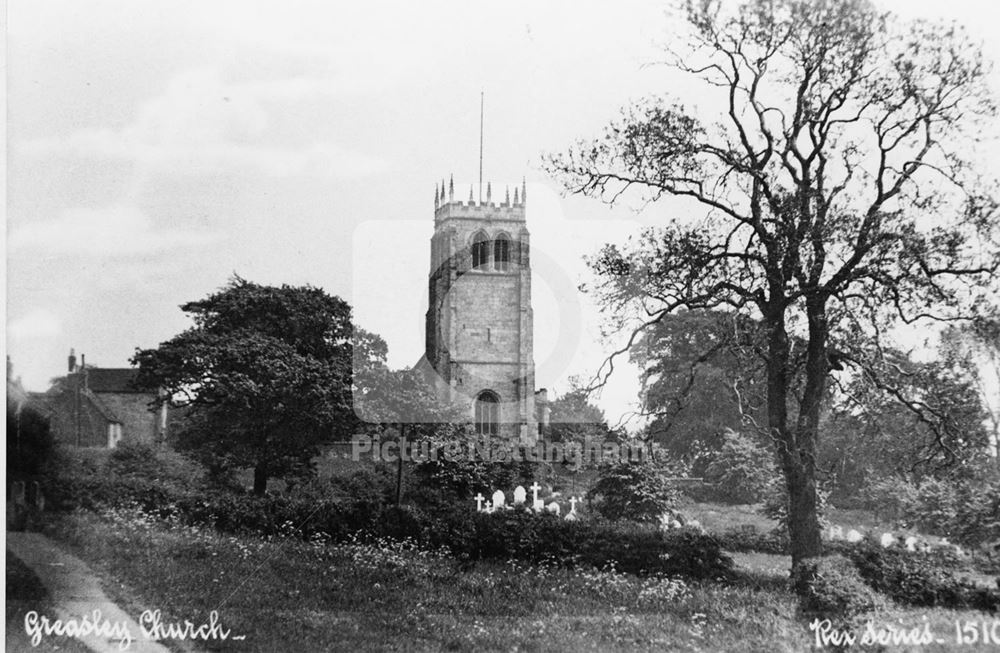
[433,175,527,222]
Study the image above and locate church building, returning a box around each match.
[420,176,548,445]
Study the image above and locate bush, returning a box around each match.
[791,555,886,618]
[713,527,789,555]
[422,506,734,580]
[588,459,680,523]
[844,540,1000,612]
[702,429,777,504]
[46,443,206,515]
[864,474,1000,548]
[45,443,733,581]
[410,455,538,506]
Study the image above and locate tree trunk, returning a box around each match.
[784,454,823,566]
[395,425,405,505]
[789,297,831,564]
[765,302,824,568]
[253,463,268,496]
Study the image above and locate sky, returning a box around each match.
[6,0,999,430]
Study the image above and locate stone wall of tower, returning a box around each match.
[424,180,537,443]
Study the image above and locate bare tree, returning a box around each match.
[545,0,998,566]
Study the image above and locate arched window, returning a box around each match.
[475,391,500,436]
[493,235,510,271]
[471,231,490,270]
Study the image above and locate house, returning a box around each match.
[33,349,168,448]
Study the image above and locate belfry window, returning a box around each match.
[494,235,510,271]
[472,231,490,269]
[475,391,500,436]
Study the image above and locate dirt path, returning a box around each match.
[6,531,171,653]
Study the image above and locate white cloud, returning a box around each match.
[9,205,218,256]
[8,310,62,340]
[18,67,387,179]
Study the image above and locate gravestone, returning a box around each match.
[492,490,506,510]
[530,482,544,512]
[513,486,527,505]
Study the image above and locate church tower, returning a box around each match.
[424,176,538,445]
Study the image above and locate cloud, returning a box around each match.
[8,310,62,340]
[18,68,387,179]
[9,205,219,257]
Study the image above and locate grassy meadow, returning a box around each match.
[24,505,997,653]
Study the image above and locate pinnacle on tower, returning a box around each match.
[505,186,510,205]
[469,185,474,203]
[449,175,454,201]
[522,178,527,204]
[434,184,440,207]
[514,187,520,205]
[486,182,492,204]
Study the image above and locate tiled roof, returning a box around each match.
[83,368,146,394]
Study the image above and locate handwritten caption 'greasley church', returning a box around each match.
[24,609,244,650]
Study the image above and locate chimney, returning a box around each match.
[68,348,77,373]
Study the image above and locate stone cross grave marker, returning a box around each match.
[530,482,544,511]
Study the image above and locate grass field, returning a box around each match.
[30,508,999,653]
[39,509,812,652]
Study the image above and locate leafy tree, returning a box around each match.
[7,399,54,480]
[353,365,472,503]
[546,0,998,565]
[133,277,386,494]
[822,354,992,501]
[704,428,778,504]
[940,314,1000,458]
[547,384,613,443]
[632,310,767,459]
[588,458,681,523]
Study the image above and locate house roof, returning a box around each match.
[83,368,146,394]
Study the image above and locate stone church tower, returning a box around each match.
[423,176,539,445]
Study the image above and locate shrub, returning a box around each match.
[46,442,205,515]
[588,459,680,523]
[713,527,789,555]
[324,467,395,507]
[844,540,1000,612]
[791,555,886,618]
[760,476,830,534]
[109,441,160,473]
[702,429,777,504]
[423,506,734,580]
[411,455,538,506]
[864,474,1000,547]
